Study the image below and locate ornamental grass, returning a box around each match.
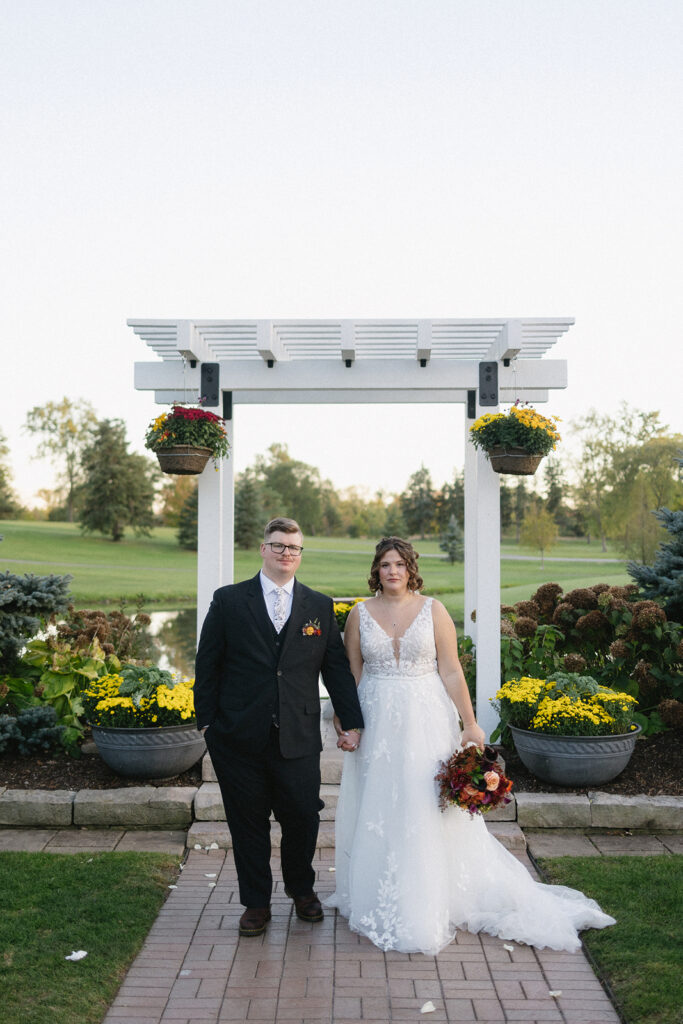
[492,672,638,737]
[469,404,561,456]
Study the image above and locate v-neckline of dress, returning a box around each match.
[362,598,430,666]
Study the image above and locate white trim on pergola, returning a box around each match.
[131,317,572,738]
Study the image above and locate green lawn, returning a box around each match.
[0,851,179,1024]
[0,520,629,617]
[540,855,683,1024]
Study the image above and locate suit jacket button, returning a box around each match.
[277,670,282,676]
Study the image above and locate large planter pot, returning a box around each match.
[91,724,206,781]
[155,445,212,475]
[509,724,642,786]
[487,446,543,476]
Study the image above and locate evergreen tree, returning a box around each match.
[79,419,157,542]
[383,500,407,537]
[544,457,565,518]
[499,478,514,533]
[513,477,529,542]
[435,471,464,532]
[177,484,199,551]
[0,569,72,673]
[0,430,20,518]
[400,465,437,538]
[439,514,464,564]
[235,472,263,549]
[628,455,683,622]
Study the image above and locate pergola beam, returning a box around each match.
[256,320,289,364]
[134,358,567,393]
[152,388,550,406]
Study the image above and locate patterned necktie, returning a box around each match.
[273,587,288,633]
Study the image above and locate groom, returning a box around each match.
[194,516,363,937]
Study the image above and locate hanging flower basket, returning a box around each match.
[144,404,230,476]
[469,404,561,476]
[155,444,213,476]
[487,446,544,476]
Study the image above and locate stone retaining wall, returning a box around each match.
[1,784,681,831]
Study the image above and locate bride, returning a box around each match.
[325,537,615,956]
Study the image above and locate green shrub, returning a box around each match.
[0,706,65,756]
[1,634,121,752]
[0,714,20,754]
[0,571,72,673]
[469,581,682,734]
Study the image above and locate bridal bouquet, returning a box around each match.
[435,744,513,816]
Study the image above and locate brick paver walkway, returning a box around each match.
[103,846,620,1024]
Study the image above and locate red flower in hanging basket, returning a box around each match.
[144,404,230,474]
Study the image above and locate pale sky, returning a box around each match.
[2,0,682,507]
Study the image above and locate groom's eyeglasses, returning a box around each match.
[265,542,304,555]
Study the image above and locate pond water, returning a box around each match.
[148,609,197,678]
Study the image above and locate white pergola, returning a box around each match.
[132,317,572,737]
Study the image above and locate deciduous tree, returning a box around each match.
[24,398,98,522]
[177,483,199,551]
[79,419,157,542]
[253,443,327,534]
[0,430,20,518]
[520,504,558,565]
[159,476,197,528]
[400,465,436,539]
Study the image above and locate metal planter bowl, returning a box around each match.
[92,723,206,781]
[509,724,642,786]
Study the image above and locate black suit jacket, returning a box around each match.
[194,574,363,758]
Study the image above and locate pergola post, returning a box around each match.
[196,415,234,639]
[472,422,501,740]
[463,402,478,643]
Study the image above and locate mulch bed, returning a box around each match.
[0,730,680,796]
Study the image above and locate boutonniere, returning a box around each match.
[302,618,322,637]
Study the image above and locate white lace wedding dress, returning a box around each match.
[325,598,615,955]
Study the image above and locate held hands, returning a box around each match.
[333,714,361,752]
[461,722,486,750]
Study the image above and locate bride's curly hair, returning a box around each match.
[368,537,424,593]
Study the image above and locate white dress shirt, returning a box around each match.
[260,571,294,628]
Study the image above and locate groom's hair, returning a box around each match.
[264,517,303,540]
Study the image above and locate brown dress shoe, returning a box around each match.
[238,906,271,936]
[286,890,324,923]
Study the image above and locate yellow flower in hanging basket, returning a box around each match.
[469,404,561,457]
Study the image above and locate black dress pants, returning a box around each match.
[206,725,324,908]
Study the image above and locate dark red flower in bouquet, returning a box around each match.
[435,744,513,816]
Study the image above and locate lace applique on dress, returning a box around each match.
[358,598,437,678]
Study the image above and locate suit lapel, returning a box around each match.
[245,573,274,644]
